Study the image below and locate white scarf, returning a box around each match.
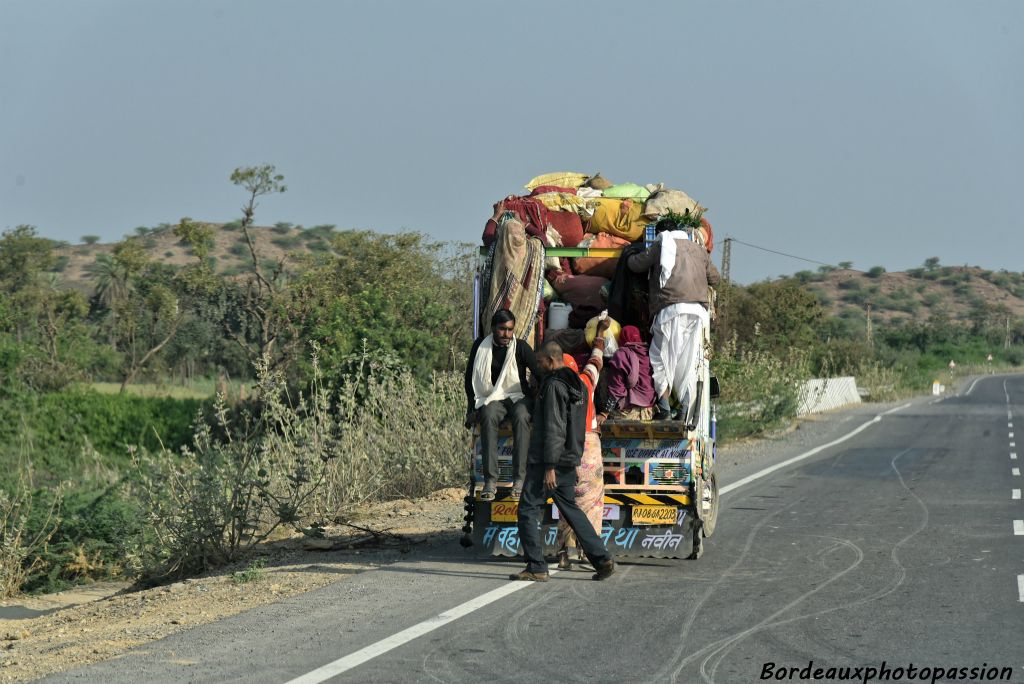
[657,230,691,289]
[471,335,524,409]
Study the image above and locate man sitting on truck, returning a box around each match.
[464,309,540,501]
[627,217,720,420]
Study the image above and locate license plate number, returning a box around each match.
[552,504,620,521]
[631,505,676,525]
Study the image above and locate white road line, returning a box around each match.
[1015,520,1024,536]
[1018,575,1024,603]
[283,573,559,684]
[719,403,913,496]
[1011,433,1016,439]
[1013,489,1021,500]
[965,375,985,396]
[1015,468,1022,477]
[1012,442,1017,447]
[1013,453,1018,460]
[284,402,913,684]
[1010,423,1015,429]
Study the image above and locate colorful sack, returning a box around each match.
[642,188,703,219]
[573,233,630,278]
[602,182,651,201]
[584,173,613,190]
[550,273,608,312]
[547,209,585,248]
[696,216,714,254]
[530,185,577,196]
[532,192,592,214]
[587,198,649,241]
[525,172,589,191]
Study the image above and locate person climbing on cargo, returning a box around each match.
[555,317,610,571]
[627,216,720,421]
[511,341,615,583]
[464,309,540,501]
[597,324,657,423]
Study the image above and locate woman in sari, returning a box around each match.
[555,318,610,570]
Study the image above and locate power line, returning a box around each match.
[726,237,867,274]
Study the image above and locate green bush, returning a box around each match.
[866,266,886,278]
[0,390,201,479]
[22,483,144,594]
[716,340,808,441]
[272,236,302,250]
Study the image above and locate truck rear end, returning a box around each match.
[461,174,719,560]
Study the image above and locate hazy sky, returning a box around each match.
[1,1,1021,283]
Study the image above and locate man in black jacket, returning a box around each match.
[464,309,540,500]
[511,341,615,582]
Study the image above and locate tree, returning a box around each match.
[867,266,886,278]
[114,275,185,393]
[88,238,185,392]
[88,253,132,315]
[81,235,100,245]
[923,256,941,271]
[305,232,475,380]
[223,164,292,369]
[0,226,95,391]
[0,226,55,296]
[838,261,853,270]
[728,279,825,354]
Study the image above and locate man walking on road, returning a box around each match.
[511,341,615,582]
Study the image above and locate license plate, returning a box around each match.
[490,502,519,523]
[552,504,621,521]
[631,505,676,525]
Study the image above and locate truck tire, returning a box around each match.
[696,470,719,538]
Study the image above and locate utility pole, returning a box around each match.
[866,303,874,346]
[721,237,732,283]
[1006,316,1012,350]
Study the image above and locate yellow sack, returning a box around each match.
[585,315,622,346]
[587,198,649,241]
[524,172,589,191]
[532,192,593,215]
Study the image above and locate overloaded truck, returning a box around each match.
[460,172,720,560]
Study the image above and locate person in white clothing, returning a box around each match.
[464,309,540,500]
[627,217,720,420]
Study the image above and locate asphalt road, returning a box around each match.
[46,375,1024,684]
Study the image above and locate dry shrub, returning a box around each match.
[0,469,60,598]
[134,354,340,582]
[716,334,810,440]
[320,366,467,513]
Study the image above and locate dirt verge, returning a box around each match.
[0,487,468,683]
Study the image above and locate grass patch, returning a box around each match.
[231,559,266,584]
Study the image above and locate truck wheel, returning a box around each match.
[697,471,719,538]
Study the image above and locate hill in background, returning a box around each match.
[792,263,1024,330]
[45,228,1024,334]
[52,222,339,293]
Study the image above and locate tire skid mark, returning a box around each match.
[649,499,802,683]
[669,448,931,683]
[695,535,865,684]
[501,578,562,665]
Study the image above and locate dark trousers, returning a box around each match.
[517,463,612,574]
[479,398,531,483]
